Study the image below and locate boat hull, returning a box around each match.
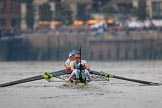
[63,81,87,86]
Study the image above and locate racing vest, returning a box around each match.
[73,62,86,81]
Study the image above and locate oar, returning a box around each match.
[0,70,69,87]
[90,70,160,86]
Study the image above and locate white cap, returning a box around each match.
[69,53,73,57]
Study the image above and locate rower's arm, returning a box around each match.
[70,61,75,71]
[85,63,90,71]
[64,59,70,69]
[64,62,70,69]
[70,65,74,71]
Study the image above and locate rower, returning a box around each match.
[64,50,76,71]
[67,52,91,83]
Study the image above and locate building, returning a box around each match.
[146,0,162,19]
[1,0,162,33]
[0,0,20,35]
[112,0,162,19]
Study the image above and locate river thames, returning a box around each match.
[0,61,162,108]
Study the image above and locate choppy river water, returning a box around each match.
[0,61,162,108]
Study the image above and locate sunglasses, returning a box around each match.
[75,56,80,59]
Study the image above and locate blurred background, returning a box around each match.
[0,0,162,61]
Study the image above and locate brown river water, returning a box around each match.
[0,61,162,108]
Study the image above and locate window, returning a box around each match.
[12,19,19,27]
[11,0,19,9]
[0,19,6,27]
[0,0,5,10]
[152,2,162,18]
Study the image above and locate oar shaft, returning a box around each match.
[90,70,160,85]
[0,70,67,87]
[0,75,43,87]
[112,75,159,85]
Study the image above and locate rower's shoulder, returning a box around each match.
[65,58,70,63]
[70,61,75,65]
[81,60,87,63]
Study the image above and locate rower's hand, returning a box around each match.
[87,79,91,82]
[65,79,69,82]
[78,63,85,67]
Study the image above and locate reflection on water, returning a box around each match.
[0,61,162,108]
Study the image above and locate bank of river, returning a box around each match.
[0,31,162,61]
